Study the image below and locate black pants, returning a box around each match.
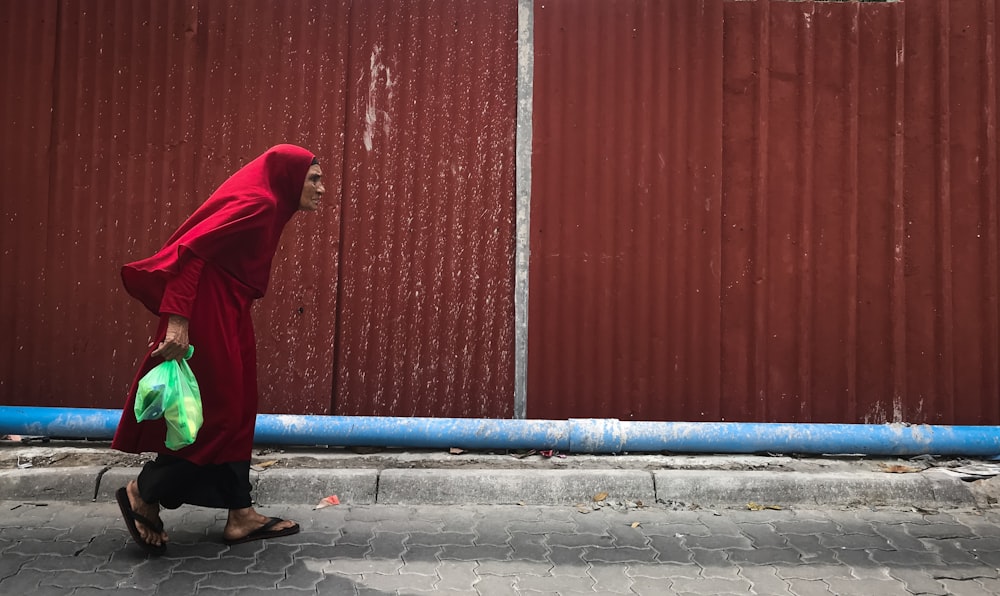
[136,454,252,510]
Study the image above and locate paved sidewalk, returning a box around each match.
[2,499,1000,595]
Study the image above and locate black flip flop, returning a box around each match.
[115,487,167,555]
[224,517,300,545]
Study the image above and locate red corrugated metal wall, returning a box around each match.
[0,0,57,411]
[4,0,1000,425]
[529,0,725,421]
[80,0,346,416]
[529,0,1000,424]
[0,0,515,417]
[1,0,350,415]
[334,0,517,417]
[902,0,1000,425]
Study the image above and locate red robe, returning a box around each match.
[112,145,315,465]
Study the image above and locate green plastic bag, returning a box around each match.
[134,345,203,450]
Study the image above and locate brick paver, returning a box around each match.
[1,500,999,594]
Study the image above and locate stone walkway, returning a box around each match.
[2,500,1000,595]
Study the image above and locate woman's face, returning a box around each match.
[299,164,325,211]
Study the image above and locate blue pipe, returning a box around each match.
[1,406,999,456]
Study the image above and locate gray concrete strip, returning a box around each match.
[252,468,378,506]
[923,468,983,506]
[0,466,105,502]
[95,467,136,502]
[377,468,655,505]
[0,458,983,510]
[653,469,978,509]
[94,467,380,507]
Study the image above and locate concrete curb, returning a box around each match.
[0,465,981,510]
[94,467,382,506]
[0,466,106,502]
[253,468,378,506]
[377,469,654,505]
[653,469,978,509]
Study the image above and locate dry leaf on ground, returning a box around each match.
[747,502,783,511]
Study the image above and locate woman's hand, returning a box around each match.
[151,315,190,361]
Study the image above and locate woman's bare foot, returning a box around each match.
[126,480,169,547]
[223,507,298,542]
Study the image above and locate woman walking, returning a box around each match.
[112,144,325,554]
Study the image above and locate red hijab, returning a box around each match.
[122,144,316,314]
